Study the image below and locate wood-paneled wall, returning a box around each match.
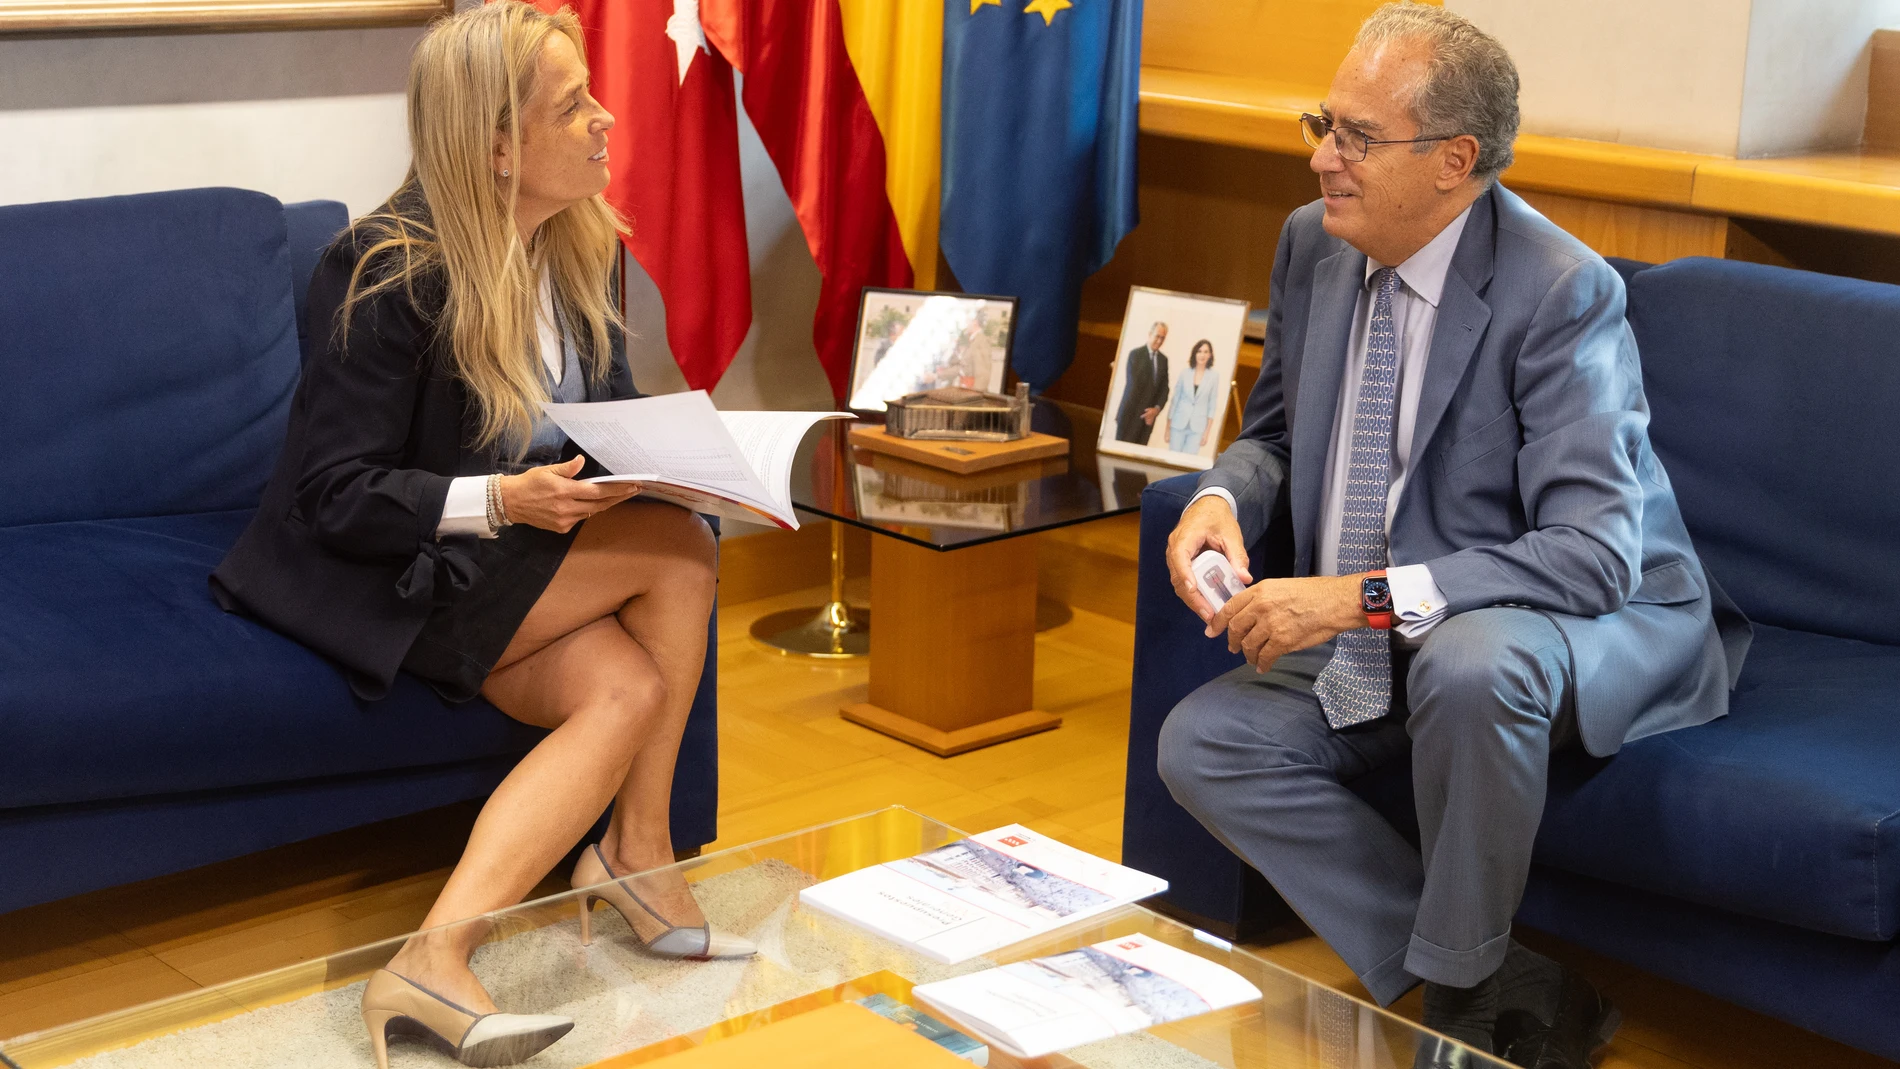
[1142,0,1432,89]
[1044,0,1900,410]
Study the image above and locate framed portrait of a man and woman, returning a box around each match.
[1097,286,1250,470]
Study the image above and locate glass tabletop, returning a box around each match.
[790,400,1199,551]
[0,807,1499,1069]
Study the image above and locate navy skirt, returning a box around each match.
[399,522,579,703]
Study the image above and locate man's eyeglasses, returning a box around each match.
[1299,112,1452,163]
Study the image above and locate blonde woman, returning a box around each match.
[211,4,752,1066]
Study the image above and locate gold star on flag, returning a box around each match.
[971,0,1000,11]
[1023,0,1073,25]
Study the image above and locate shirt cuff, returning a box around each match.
[438,475,497,539]
[1389,563,1448,639]
[1188,486,1239,517]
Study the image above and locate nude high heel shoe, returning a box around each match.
[570,843,757,960]
[360,969,573,1069]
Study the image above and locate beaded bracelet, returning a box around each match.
[485,473,512,536]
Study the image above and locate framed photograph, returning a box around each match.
[1097,286,1249,471]
[846,287,1016,413]
[0,0,450,35]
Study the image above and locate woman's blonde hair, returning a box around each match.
[342,0,626,458]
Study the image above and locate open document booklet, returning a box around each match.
[914,934,1263,1059]
[540,391,849,529]
[797,825,1167,964]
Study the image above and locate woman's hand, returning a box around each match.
[498,455,640,533]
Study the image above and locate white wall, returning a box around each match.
[1446,0,1752,156]
[1447,0,1900,158]
[0,27,422,215]
[1738,0,1900,157]
[0,17,831,410]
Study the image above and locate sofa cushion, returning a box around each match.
[1536,623,1900,941]
[0,188,301,527]
[0,511,546,810]
[1628,257,1900,647]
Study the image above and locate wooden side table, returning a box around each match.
[841,533,1059,756]
[783,407,1160,758]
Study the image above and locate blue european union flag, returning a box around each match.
[941,0,1142,391]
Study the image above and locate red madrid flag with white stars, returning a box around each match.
[552,0,752,392]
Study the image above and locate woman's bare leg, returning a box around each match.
[385,501,716,1010]
[486,502,715,875]
[597,565,710,850]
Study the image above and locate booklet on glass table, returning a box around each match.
[913,933,1263,1059]
[540,390,849,530]
[797,824,1167,964]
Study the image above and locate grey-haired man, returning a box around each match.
[1157,6,1748,1067]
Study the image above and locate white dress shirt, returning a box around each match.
[1192,205,1474,642]
[436,270,568,539]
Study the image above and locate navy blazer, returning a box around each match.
[1201,185,1750,755]
[212,229,638,698]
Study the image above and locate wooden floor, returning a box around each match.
[0,523,1890,1069]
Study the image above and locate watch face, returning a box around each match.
[1362,576,1392,613]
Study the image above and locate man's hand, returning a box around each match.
[1140,405,1159,425]
[1209,574,1366,674]
[1167,495,1254,621]
[498,455,641,533]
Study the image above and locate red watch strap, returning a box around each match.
[1363,570,1393,630]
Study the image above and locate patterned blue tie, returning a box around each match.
[1314,267,1401,729]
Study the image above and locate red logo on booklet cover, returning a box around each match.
[998,836,1029,847]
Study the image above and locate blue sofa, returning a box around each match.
[0,187,719,917]
[1123,255,1900,1058]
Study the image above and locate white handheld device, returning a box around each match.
[1190,549,1246,612]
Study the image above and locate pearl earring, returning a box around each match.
[501,169,511,177]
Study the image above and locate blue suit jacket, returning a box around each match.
[1200,186,1750,756]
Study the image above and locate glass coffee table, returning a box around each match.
[0,808,1499,1069]
[773,401,1188,757]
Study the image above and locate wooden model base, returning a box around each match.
[848,422,1068,474]
[841,533,1062,756]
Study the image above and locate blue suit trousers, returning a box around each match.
[1157,606,1577,1004]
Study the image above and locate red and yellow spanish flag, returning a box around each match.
[707,0,939,401]
[837,0,943,292]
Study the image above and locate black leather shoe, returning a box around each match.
[1495,967,1620,1069]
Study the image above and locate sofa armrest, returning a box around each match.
[1122,473,1295,937]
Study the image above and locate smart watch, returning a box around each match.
[1361,571,1393,630]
